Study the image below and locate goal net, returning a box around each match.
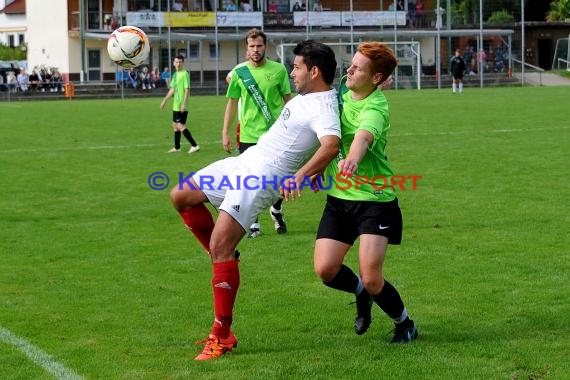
[552,36,570,71]
[277,41,422,89]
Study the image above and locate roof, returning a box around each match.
[1,0,26,14]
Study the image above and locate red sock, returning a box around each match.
[211,260,240,338]
[179,205,214,252]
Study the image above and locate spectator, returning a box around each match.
[397,0,405,10]
[415,0,424,27]
[268,1,278,12]
[161,66,171,87]
[128,67,138,88]
[29,70,40,92]
[115,66,128,86]
[172,0,184,11]
[110,16,119,30]
[434,6,445,29]
[313,0,323,11]
[17,68,29,92]
[292,0,302,11]
[151,66,161,88]
[240,0,252,11]
[140,66,152,90]
[51,69,63,92]
[224,0,237,11]
[6,70,17,92]
[40,67,51,92]
[407,0,416,27]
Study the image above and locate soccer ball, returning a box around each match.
[107,26,150,68]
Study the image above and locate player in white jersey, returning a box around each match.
[169,40,341,361]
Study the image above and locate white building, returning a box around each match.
[0,0,26,48]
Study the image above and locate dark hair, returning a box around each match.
[292,40,337,85]
[245,28,267,45]
[174,54,185,61]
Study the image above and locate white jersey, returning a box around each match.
[192,88,340,231]
[240,88,341,174]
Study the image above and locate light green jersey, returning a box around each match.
[325,86,396,202]
[170,69,190,111]
[226,60,291,143]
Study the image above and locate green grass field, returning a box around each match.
[1,86,568,379]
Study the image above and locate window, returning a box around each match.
[8,35,15,48]
[189,42,200,60]
[209,43,219,59]
[18,34,25,46]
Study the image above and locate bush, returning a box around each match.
[487,9,515,24]
[0,43,26,60]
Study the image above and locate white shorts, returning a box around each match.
[192,156,283,231]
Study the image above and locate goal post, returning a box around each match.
[552,36,570,71]
[277,41,422,90]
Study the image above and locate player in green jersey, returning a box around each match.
[314,42,418,343]
[222,28,292,238]
[160,55,200,154]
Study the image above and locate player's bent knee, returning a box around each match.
[362,277,384,295]
[314,264,338,282]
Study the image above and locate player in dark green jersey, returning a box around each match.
[314,42,418,343]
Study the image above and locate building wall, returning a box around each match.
[26,0,71,75]
[0,0,26,47]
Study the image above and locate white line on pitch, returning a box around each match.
[0,140,221,154]
[392,126,569,137]
[0,326,83,380]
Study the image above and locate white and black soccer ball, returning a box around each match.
[107,26,150,68]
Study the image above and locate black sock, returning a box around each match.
[371,280,410,324]
[174,131,181,149]
[182,128,197,146]
[323,264,359,294]
[272,198,284,211]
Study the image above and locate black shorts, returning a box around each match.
[316,195,403,245]
[238,142,256,154]
[452,73,464,80]
[172,111,188,124]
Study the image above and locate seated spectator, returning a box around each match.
[128,68,138,88]
[240,0,252,11]
[151,66,161,88]
[51,69,63,92]
[29,70,40,92]
[161,66,171,87]
[40,67,51,92]
[292,0,302,11]
[17,68,29,92]
[140,66,152,90]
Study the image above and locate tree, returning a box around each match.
[546,0,570,21]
